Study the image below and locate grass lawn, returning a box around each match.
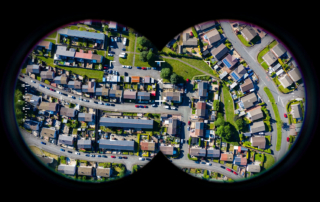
[237,34,252,47]
[127,32,136,52]
[233,165,238,170]
[222,84,236,129]
[58,66,104,82]
[161,47,176,55]
[263,154,275,170]
[134,54,157,67]
[36,76,41,81]
[225,163,233,168]
[43,39,56,44]
[21,67,27,74]
[119,53,134,66]
[42,150,59,160]
[257,40,278,63]
[264,87,281,151]
[162,58,204,82]
[209,123,215,129]
[179,58,214,76]
[213,159,219,163]
[261,62,269,70]
[46,31,57,39]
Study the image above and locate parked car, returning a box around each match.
[102,155,107,158]
[111,156,116,158]
[68,151,72,153]
[122,48,126,51]
[60,149,65,151]
[152,67,157,70]
[91,155,95,157]
[75,152,80,155]
[226,168,232,172]
[258,132,264,135]
[190,31,193,36]
[146,158,151,161]
[147,67,151,70]
[135,105,139,108]
[19,75,25,78]
[152,104,156,107]
[109,70,113,74]
[31,80,36,83]
[207,163,212,166]
[137,67,141,69]
[85,154,90,157]
[195,161,200,164]
[164,106,170,109]
[171,107,176,110]
[122,156,127,159]
[187,127,190,131]
[188,121,191,125]
[97,155,101,157]
[221,166,225,169]
[118,156,122,159]
[128,66,132,69]
[233,171,238,175]
[144,106,148,108]
[287,137,290,142]
[39,84,45,88]
[122,65,126,68]
[284,113,287,118]
[40,142,46,145]
[139,158,145,161]
[201,162,206,164]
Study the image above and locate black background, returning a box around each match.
[1,5,319,198]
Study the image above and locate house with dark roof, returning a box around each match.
[230,64,247,82]
[54,46,103,64]
[163,92,181,103]
[96,168,112,178]
[140,141,156,151]
[23,120,40,131]
[250,136,266,149]
[167,118,178,135]
[100,117,153,129]
[271,43,286,58]
[41,71,55,80]
[95,87,109,97]
[109,90,123,100]
[159,145,174,155]
[98,139,134,151]
[240,78,254,93]
[190,147,206,157]
[68,80,82,89]
[77,139,92,149]
[291,103,302,119]
[78,113,94,122]
[198,81,208,98]
[262,51,278,66]
[123,90,137,100]
[240,93,258,109]
[196,101,206,117]
[58,165,76,175]
[137,92,150,100]
[204,29,221,45]
[195,122,205,137]
[77,166,93,176]
[222,54,238,69]
[288,68,302,82]
[211,43,229,61]
[60,107,77,118]
[26,65,40,74]
[278,74,294,89]
[195,21,216,33]
[82,81,95,93]
[220,153,233,162]
[183,32,198,47]
[54,75,68,85]
[248,107,264,122]
[58,135,74,146]
[241,26,258,42]
[24,93,41,107]
[206,148,220,158]
[40,127,58,140]
[38,102,58,113]
[250,120,265,133]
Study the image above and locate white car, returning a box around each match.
[75,152,80,155]
[108,53,113,56]
[152,104,156,107]
[114,37,117,41]
[258,132,264,135]
[164,106,170,109]
[56,91,61,94]
[83,99,87,102]
[207,163,212,166]
[139,158,145,161]
[31,80,35,83]
[171,107,176,110]
[122,65,126,68]
[98,102,103,105]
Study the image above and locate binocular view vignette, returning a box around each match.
[14,19,306,183]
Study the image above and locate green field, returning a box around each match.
[180,57,214,76]
[119,53,134,66]
[127,32,136,52]
[237,34,252,47]
[264,87,281,151]
[161,47,176,55]
[264,154,275,170]
[257,40,278,63]
[222,84,236,128]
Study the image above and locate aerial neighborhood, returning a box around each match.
[16,19,305,182]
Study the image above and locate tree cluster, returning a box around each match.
[214,117,233,141]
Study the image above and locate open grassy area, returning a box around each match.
[162,58,204,82]
[161,47,176,55]
[128,32,136,52]
[58,66,104,82]
[222,83,236,128]
[134,54,157,67]
[264,87,281,151]
[46,31,57,39]
[237,34,252,47]
[180,57,214,76]
[119,53,134,66]
[225,163,233,168]
[263,154,275,170]
[257,40,278,63]
[261,62,269,70]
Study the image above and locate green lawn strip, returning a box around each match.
[233,165,238,170]
[264,87,281,151]
[127,32,136,52]
[46,31,57,39]
[261,62,269,70]
[213,159,219,163]
[162,58,204,82]
[257,40,278,63]
[265,135,271,146]
[21,67,27,74]
[237,34,252,47]
[179,58,213,75]
[43,39,56,44]
[222,84,237,129]
[119,53,134,66]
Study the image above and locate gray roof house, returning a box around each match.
[96,168,112,177]
[271,43,286,58]
[240,78,254,93]
[123,90,137,99]
[247,165,261,172]
[211,43,229,61]
[137,92,150,100]
[241,93,258,109]
[40,71,55,80]
[55,45,76,58]
[26,64,40,74]
[248,108,264,121]
[24,93,41,107]
[205,29,221,45]
[250,136,266,149]
[207,148,220,158]
[167,118,178,135]
[291,103,302,119]
[60,107,77,117]
[40,127,58,139]
[198,81,208,97]
[190,147,206,157]
[77,166,93,176]
[58,165,76,175]
[195,122,205,137]
[67,80,82,89]
[183,32,198,46]
[262,51,277,66]
[58,28,105,41]
[195,21,216,32]
[58,135,74,145]
[288,68,302,82]
[159,145,174,155]
[278,74,293,88]
[82,82,95,93]
[109,90,122,98]
[77,139,92,149]
[163,92,181,103]
[54,75,68,85]
[78,113,94,122]
[38,102,58,112]
[250,120,265,133]
[98,139,134,151]
[241,26,258,42]
[100,117,153,129]
[95,87,109,96]
[23,120,40,131]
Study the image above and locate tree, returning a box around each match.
[139,51,148,62]
[173,42,178,51]
[137,36,150,47]
[236,118,244,131]
[103,25,109,32]
[147,51,155,61]
[191,27,198,38]
[216,125,224,137]
[213,100,219,111]
[170,73,178,84]
[160,68,171,79]
[223,124,232,140]
[215,117,225,127]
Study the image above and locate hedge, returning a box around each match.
[187,153,198,161]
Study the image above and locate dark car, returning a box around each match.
[40,142,46,145]
[60,149,65,152]
[220,166,225,169]
[195,161,200,164]
[144,106,148,108]
[146,158,151,161]
[111,156,116,158]
[68,151,72,153]
[122,48,126,51]
[122,156,127,159]
[139,105,144,108]
[86,154,90,157]
[91,155,95,157]
[135,105,139,108]
[201,162,206,164]
[137,67,141,69]
[102,155,107,158]
[97,155,101,157]
[152,67,157,70]
[19,75,25,78]
[118,156,122,159]
[124,72,128,76]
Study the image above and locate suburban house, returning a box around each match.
[203,28,221,45]
[167,118,178,136]
[131,76,140,83]
[247,165,261,172]
[95,87,109,97]
[123,90,137,100]
[68,80,82,89]
[58,135,74,146]
[271,63,283,74]
[240,93,258,109]
[250,120,265,133]
[220,153,234,162]
[230,64,247,82]
[240,78,254,93]
[82,81,96,93]
[40,71,55,80]
[100,117,153,129]
[250,136,266,149]
[57,165,76,176]
[78,113,94,122]
[289,124,297,136]
[137,92,150,101]
[40,127,58,141]
[140,141,156,151]
[106,75,120,82]
[58,28,105,49]
[109,21,117,30]
[26,64,40,74]
[163,92,181,103]
[96,168,112,178]
[195,21,216,33]
[291,103,302,119]
[37,41,53,52]
[77,139,92,149]
[190,147,206,157]
[109,90,123,101]
[60,107,77,118]
[294,122,302,134]
[54,46,103,65]
[219,71,228,79]
[196,101,206,117]
[241,26,258,42]
[38,102,58,113]
[195,122,205,137]
[206,148,220,158]
[271,43,286,58]
[24,93,41,107]
[23,120,40,131]
[288,68,302,82]
[198,81,208,98]
[54,74,68,85]
[77,166,93,176]
[159,145,174,155]
[247,107,264,122]
[262,51,278,67]
[98,139,135,151]
[142,76,151,83]
[222,54,239,69]
[210,43,229,61]
[182,32,198,47]
[234,156,247,166]
[278,74,294,89]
